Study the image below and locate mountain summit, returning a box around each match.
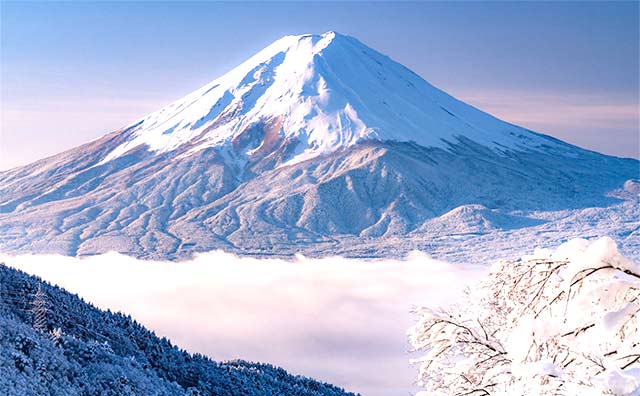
[97,31,558,168]
[0,32,637,260]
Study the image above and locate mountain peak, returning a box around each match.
[282,30,346,43]
[96,32,557,167]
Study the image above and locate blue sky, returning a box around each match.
[1,1,638,169]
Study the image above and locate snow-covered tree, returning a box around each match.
[409,237,640,396]
[31,285,49,335]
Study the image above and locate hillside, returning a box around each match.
[0,264,357,396]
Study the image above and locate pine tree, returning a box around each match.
[31,285,49,334]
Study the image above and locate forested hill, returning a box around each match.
[0,264,357,396]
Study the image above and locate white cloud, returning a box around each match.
[0,250,485,396]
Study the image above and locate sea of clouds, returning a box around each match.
[0,250,485,396]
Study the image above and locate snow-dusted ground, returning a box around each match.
[1,139,636,262]
[346,190,639,264]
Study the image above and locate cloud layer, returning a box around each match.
[0,250,484,396]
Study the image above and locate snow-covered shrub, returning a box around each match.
[409,237,639,396]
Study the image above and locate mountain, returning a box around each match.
[0,31,637,261]
[0,263,357,396]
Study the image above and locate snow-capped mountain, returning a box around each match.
[0,32,637,260]
[96,31,559,167]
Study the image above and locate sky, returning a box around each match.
[1,250,485,396]
[1,1,638,169]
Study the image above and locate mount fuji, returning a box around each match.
[1,32,637,261]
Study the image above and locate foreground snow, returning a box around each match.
[410,237,640,396]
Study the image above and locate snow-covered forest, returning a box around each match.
[410,237,640,396]
[0,264,357,396]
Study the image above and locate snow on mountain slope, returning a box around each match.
[414,204,546,236]
[96,32,562,167]
[0,32,637,261]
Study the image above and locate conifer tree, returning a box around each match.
[32,285,49,334]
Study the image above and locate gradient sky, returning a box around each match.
[1,1,638,170]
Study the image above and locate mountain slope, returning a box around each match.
[0,32,637,260]
[0,263,357,396]
[92,31,565,167]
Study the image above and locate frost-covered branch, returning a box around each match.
[410,237,640,396]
